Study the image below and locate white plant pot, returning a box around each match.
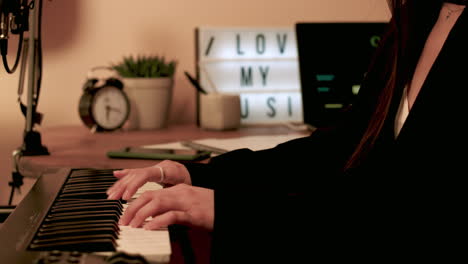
[123,77,173,130]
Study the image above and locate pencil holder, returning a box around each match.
[199,93,241,130]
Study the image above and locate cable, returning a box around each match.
[0,0,5,13]
[1,32,23,73]
[8,149,23,206]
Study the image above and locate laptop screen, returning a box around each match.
[296,22,388,128]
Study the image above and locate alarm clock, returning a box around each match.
[78,67,130,132]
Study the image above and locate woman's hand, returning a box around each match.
[120,184,214,230]
[107,160,192,201]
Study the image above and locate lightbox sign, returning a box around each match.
[196,27,303,125]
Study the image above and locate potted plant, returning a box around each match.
[111,55,177,130]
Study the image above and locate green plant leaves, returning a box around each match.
[111,55,177,78]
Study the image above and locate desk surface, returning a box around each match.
[19,123,299,178]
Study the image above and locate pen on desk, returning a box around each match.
[184,71,208,94]
[181,140,228,155]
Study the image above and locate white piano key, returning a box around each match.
[116,225,171,263]
[118,182,170,263]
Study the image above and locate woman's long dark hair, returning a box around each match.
[344,0,442,170]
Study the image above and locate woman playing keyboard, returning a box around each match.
[107,0,467,262]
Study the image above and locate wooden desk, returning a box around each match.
[19,123,296,178]
[17,123,301,264]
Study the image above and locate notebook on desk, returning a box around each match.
[295,22,389,128]
[143,133,309,156]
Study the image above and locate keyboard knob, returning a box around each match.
[106,252,149,264]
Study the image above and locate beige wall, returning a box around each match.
[0,0,390,204]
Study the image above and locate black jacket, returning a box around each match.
[185,4,467,263]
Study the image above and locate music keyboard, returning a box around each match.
[0,168,171,264]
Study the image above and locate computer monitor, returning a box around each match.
[296,22,388,128]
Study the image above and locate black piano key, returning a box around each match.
[58,191,111,199]
[66,177,116,184]
[64,181,115,188]
[51,205,123,214]
[40,223,119,234]
[52,199,123,209]
[30,236,117,252]
[50,204,122,214]
[40,219,119,229]
[39,222,120,233]
[44,212,120,224]
[69,174,114,179]
[66,175,116,182]
[70,169,115,176]
[36,227,119,240]
[71,168,115,174]
[28,168,127,253]
[53,199,118,204]
[63,180,115,186]
[68,173,115,178]
[62,183,115,190]
[47,210,121,218]
[61,187,114,195]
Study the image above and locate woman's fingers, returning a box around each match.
[107,167,157,200]
[124,188,185,227]
[107,170,131,197]
[143,211,190,230]
[119,184,214,230]
[113,169,130,178]
[155,160,193,186]
[119,191,153,226]
[107,161,193,201]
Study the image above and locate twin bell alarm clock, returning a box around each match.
[78,66,130,132]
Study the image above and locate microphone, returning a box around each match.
[1,0,27,73]
[0,0,9,41]
[1,0,24,39]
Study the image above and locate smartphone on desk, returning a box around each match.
[107,147,212,161]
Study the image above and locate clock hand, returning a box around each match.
[108,106,122,113]
[106,105,110,120]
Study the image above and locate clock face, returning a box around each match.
[91,86,130,130]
